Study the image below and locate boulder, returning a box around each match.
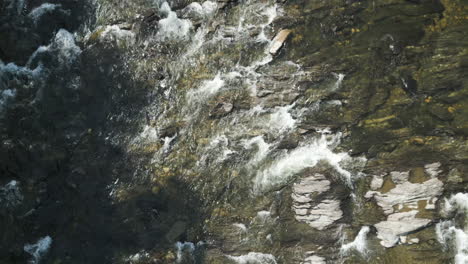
[269,29,291,55]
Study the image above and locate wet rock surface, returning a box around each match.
[1,0,468,263]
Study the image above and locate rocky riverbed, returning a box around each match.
[1,0,468,263]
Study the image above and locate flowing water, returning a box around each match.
[1,0,467,263]
[437,193,468,264]
[1,0,367,262]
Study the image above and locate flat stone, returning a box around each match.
[292,193,312,203]
[294,208,309,216]
[269,29,291,55]
[390,171,409,184]
[365,178,443,215]
[424,162,442,178]
[291,174,340,230]
[293,174,330,195]
[296,200,343,230]
[375,211,431,247]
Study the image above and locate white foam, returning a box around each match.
[1,62,33,76]
[436,220,454,249]
[437,193,468,264]
[256,30,269,43]
[126,251,150,262]
[184,1,217,17]
[24,236,52,264]
[237,7,247,33]
[157,2,192,41]
[184,2,203,16]
[28,3,60,22]
[248,105,265,116]
[188,73,224,102]
[253,133,356,193]
[136,125,159,142]
[340,226,370,256]
[444,193,468,216]
[453,229,468,264]
[0,89,17,112]
[241,53,273,96]
[233,223,248,232]
[184,26,208,57]
[249,54,274,70]
[0,180,23,207]
[255,210,274,224]
[51,29,82,67]
[197,135,235,167]
[0,89,14,100]
[175,242,196,263]
[27,46,49,67]
[268,104,296,133]
[263,4,278,26]
[201,1,217,15]
[230,8,279,95]
[157,0,170,14]
[162,134,177,153]
[256,4,277,42]
[100,25,136,46]
[243,136,271,166]
[437,222,468,264]
[227,252,277,264]
[332,73,345,91]
[211,135,235,162]
[266,234,273,242]
[0,60,46,105]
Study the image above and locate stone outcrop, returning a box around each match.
[366,167,444,247]
[374,211,431,248]
[365,177,443,215]
[292,174,342,230]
